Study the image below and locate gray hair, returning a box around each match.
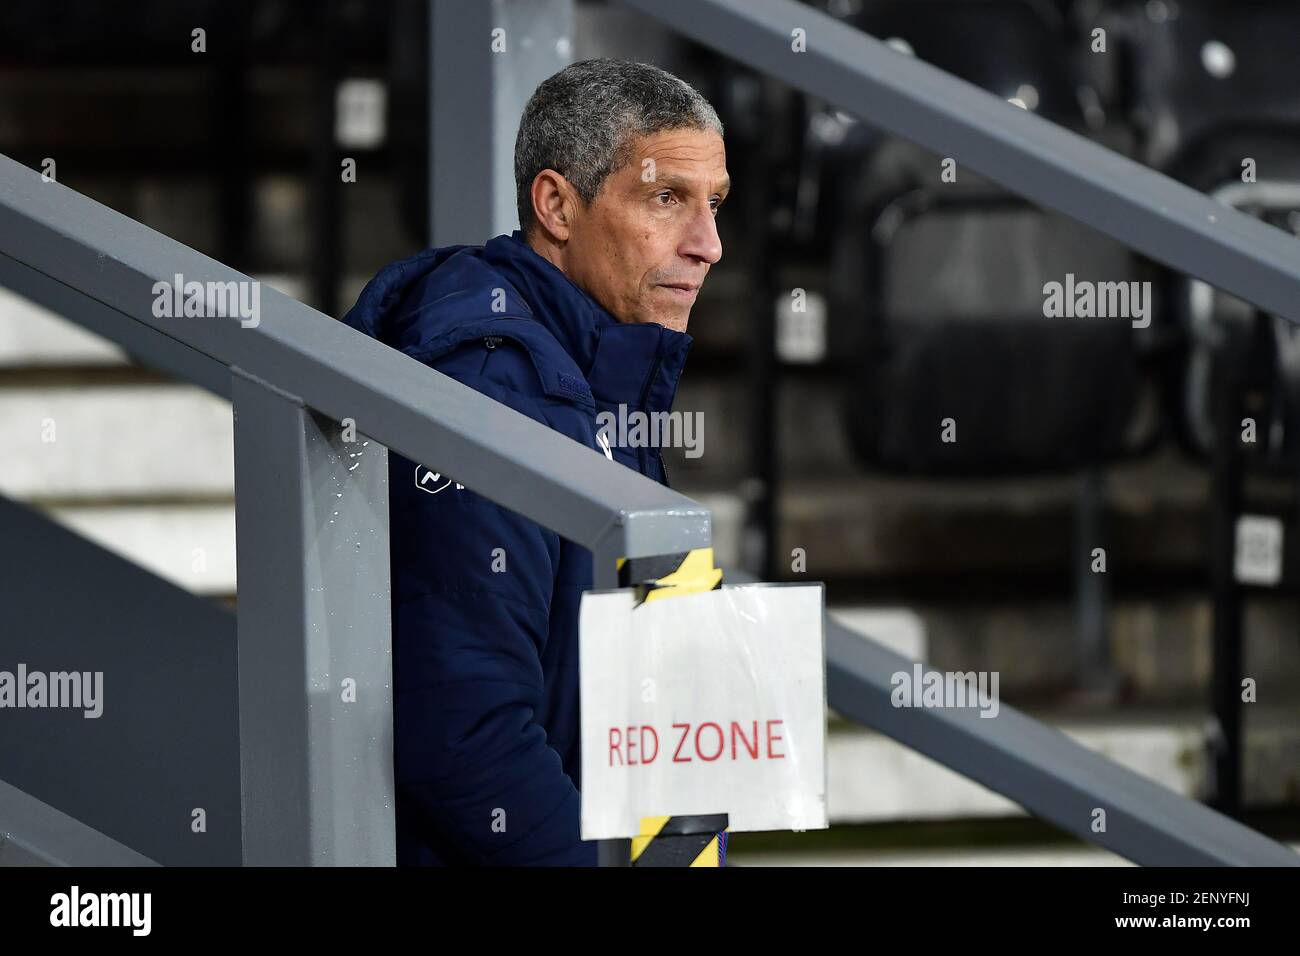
[514,57,724,237]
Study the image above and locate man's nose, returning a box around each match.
[681,203,723,265]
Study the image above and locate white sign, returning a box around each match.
[579,583,827,840]
[1235,514,1284,586]
[775,290,827,363]
[335,78,387,149]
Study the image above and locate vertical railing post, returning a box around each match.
[1208,328,1248,816]
[1075,468,1114,696]
[232,373,395,865]
[429,0,573,246]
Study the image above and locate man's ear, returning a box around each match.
[530,169,577,242]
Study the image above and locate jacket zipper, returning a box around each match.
[638,355,666,485]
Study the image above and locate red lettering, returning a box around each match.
[766,719,785,759]
[609,727,623,766]
[731,720,759,759]
[640,725,659,764]
[672,722,692,762]
[695,722,724,761]
[624,720,782,763]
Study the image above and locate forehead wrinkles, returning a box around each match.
[633,159,729,196]
[643,144,725,170]
[631,131,724,170]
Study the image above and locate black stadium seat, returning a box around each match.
[834,180,1159,475]
[823,0,1163,477]
[1101,0,1300,467]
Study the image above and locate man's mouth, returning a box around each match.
[658,283,700,299]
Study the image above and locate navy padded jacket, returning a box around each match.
[342,230,692,865]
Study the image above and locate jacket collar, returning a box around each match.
[482,231,693,416]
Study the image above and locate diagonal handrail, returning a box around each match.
[0,778,160,867]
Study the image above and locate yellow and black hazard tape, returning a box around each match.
[616,546,724,605]
[616,547,730,867]
[631,814,730,867]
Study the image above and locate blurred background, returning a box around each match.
[2,0,1300,864]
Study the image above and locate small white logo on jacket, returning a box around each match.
[415,464,463,494]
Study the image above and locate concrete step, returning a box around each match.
[823,699,1300,824]
[0,383,234,501]
[826,713,1197,824]
[42,502,236,596]
[0,286,127,367]
[0,273,369,371]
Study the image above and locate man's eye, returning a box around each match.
[656,191,674,205]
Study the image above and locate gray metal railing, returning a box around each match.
[1,0,1298,866]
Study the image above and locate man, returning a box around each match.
[343,58,728,865]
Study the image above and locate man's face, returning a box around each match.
[559,127,728,333]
